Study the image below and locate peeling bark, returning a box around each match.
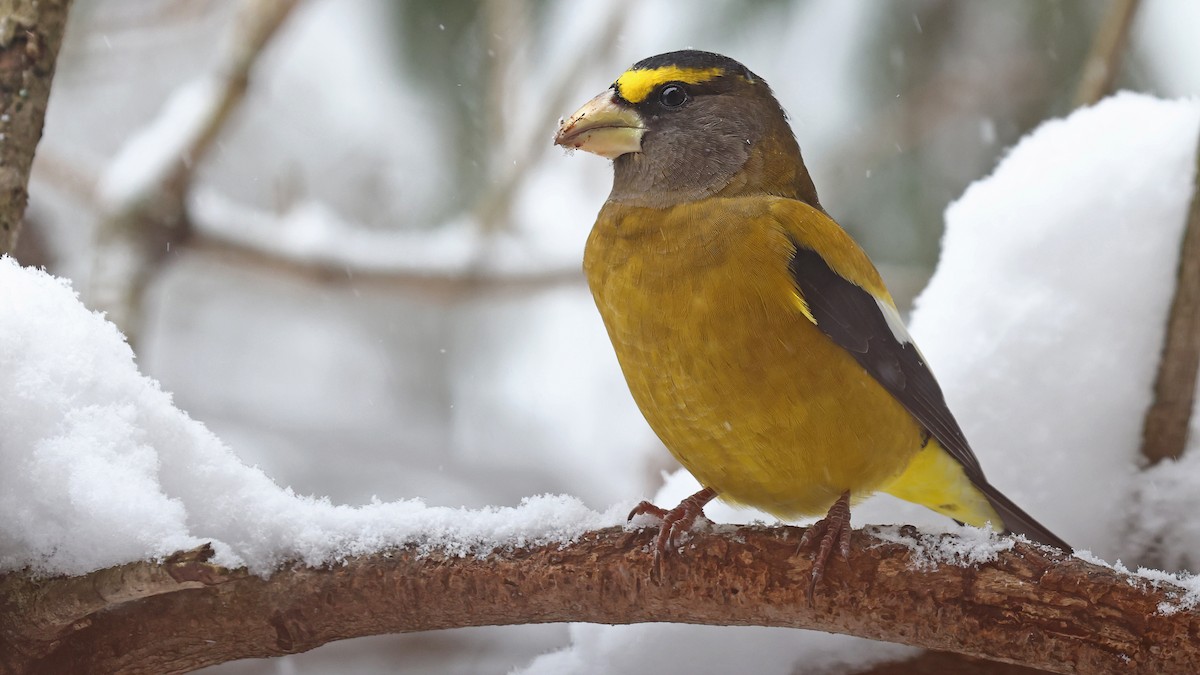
[1,525,1195,675]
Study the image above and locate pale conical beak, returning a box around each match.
[554,89,645,159]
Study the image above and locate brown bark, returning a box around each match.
[0,0,72,255]
[1140,130,1200,464]
[1,525,1195,675]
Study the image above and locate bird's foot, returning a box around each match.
[800,491,853,601]
[628,487,717,579]
[627,501,670,521]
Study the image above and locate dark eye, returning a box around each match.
[659,84,688,108]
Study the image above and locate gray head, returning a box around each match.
[555,50,819,209]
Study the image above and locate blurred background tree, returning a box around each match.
[15,0,1198,673]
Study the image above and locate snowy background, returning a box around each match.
[5,0,1200,673]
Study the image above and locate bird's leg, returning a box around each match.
[799,491,853,599]
[628,487,717,576]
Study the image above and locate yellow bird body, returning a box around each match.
[555,50,1067,571]
[586,196,996,524]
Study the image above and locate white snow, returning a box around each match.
[0,257,624,576]
[189,189,586,278]
[1128,412,1200,572]
[868,524,1014,571]
[191,191,485,274]
[1151,572,1200,616]
[1069,551,1200,617]
[522,625,918,675]
[96,77,223,209]
[910,92,1200,559]
[1137,0,1200,98]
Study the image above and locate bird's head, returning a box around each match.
[555,50,819,209]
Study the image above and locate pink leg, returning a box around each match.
[628,487,717,575]
[799,491,853,599]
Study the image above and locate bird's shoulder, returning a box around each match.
[585,196,893,302]
[760,198,895,309]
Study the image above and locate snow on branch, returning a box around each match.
[2,525,1198,675]
[187,190,585,294]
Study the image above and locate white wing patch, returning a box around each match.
[873,296,934,364]
[874,296,913,344]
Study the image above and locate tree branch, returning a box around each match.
[2,525,1195,675]
[1139,126,1200,464]
[187,233,584,299]
[87,0,299,344]
[1073,0,1141,108]
[472,0,632,233]
[0,0,72,256]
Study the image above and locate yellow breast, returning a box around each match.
[584,198,926,518]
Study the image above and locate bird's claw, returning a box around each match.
[800,491,853,601]
[629,488,717,580]
[628,500,670,522]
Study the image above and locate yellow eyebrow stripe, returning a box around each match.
[615,66,724,103]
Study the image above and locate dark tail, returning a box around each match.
[977,479,1070,551]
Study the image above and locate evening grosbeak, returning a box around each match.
[554,50,1068,589]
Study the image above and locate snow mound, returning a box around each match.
[0,260,623,577]
[910,92,1200,558]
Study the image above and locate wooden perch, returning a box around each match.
[2,525,1196,675]
[0,0,72,256]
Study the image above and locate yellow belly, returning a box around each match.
[585,200,926,518]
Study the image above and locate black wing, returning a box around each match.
[788,245,982,476]
[788,243,1070,550]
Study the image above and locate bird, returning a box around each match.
[553,50,1069,591]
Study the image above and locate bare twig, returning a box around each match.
[2,525,1196,675]
[1140,127,1200,464]
[473,0,632,233]
[1073,0,1141,108]
[187,232,584,300]
[87,0,300,343]
[34,0,619,294]
[479,0,528,217]
[0,0,72,256]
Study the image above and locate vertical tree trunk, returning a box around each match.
[0,0,72,255]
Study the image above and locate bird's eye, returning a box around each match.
[659,84,688,108]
